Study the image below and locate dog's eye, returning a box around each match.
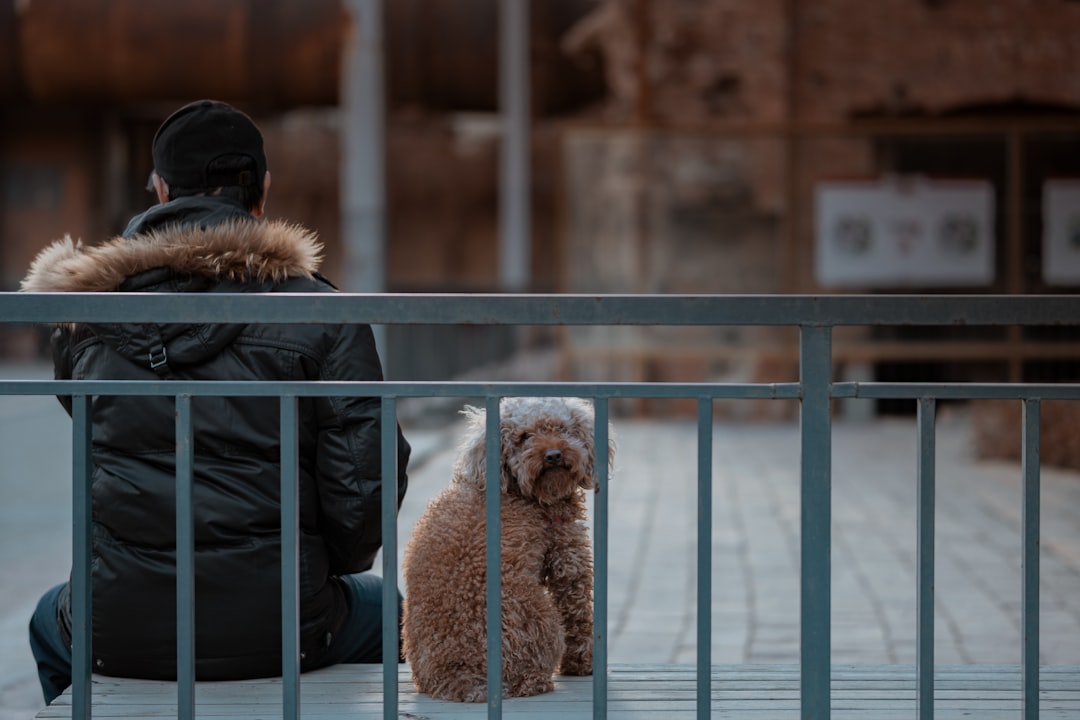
[519,432,532,442]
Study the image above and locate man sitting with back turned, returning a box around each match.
[22,99,411,703]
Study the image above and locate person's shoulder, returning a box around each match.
[275,271,337,294]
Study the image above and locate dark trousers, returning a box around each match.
[28,574,401,705]
[28,584,70,705]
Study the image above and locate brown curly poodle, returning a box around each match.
[401,396,614,702]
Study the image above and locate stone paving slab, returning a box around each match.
[32,663,1080,719]
[4,372,1080,719]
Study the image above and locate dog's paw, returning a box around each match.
[460,684,488,703]
[507,677,555,697]
[425,674,488,703]
[558,654,593,676]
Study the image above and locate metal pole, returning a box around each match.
[592,398,610,719]
[499,0,531,291]
[485,397,503,718]
[1021,399,1041,720]
[71,395,92,720]
[800,325,832,720]
[175,394,195,720]
[696,398,713,720]
[280,396,301,720]
[342,0,387,353]
[381,397,400,720]
[916,397,936,720]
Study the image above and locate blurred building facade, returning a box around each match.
[2,0,1079,408]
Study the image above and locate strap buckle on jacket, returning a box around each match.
[148,345,173,379]
[149,346,168,370]
[147,324,176,379]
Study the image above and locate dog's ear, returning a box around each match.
[571,400,596,482]
[452,405,487,490]
[604,420,617,480]
[569,398,616,485]
[451,404,511,493]
[498,417,517,493]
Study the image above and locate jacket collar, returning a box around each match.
[21,210,323,293]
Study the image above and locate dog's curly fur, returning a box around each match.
[402,397,614,702]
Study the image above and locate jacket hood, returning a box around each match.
[21,217,322,294]
[21,210,325,372]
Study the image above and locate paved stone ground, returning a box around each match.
[0,366,74,720]
[3,365,1080,719]
[392,406,1080,669]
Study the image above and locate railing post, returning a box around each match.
[916,397,936,720]
[696,397,714,720]
[485,396,503,718]
[800,324,832,720]
[280,396,301,720]
[381,396,400,720]
[71,395,92,720]
[1022,399,1041,720]
[592,397,610,720]
[175,394,195,720]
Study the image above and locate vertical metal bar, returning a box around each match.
[70,395,92,720]
[175,394,195,720]
[280,396,300,720]
[485,396,503,718]
[340,0,386,295]
[592,398,610,720]
[1022,399,1041,720]
[498,0,531,290]
[341,0,387,353]
[381,397,400,720]
[916,397,936,720]
[799,325,832,720]
[696,397,713,720]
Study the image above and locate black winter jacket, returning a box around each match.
[21,197,410,680]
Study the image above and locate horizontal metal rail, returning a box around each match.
[0,379,803,399]
[6,378,1080,401]
[1,292,1073,720]
[10,291,1080,326]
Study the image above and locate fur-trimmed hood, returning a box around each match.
[21,201,327,372]
[21,218,322,293]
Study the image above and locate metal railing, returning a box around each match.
[3,292,1077,720]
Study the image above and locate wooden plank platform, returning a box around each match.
[35,664,1080,719]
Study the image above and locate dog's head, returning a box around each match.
[452,397,615,505]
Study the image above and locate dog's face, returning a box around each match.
[453,397,614,505]
[502,405,593,505]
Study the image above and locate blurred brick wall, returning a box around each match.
[566,0,1080,124]
[795,0,1080,121]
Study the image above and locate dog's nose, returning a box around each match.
[544,448,562,465]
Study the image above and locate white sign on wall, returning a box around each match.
[1042,179,1080,286]
[814,177,995,288]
